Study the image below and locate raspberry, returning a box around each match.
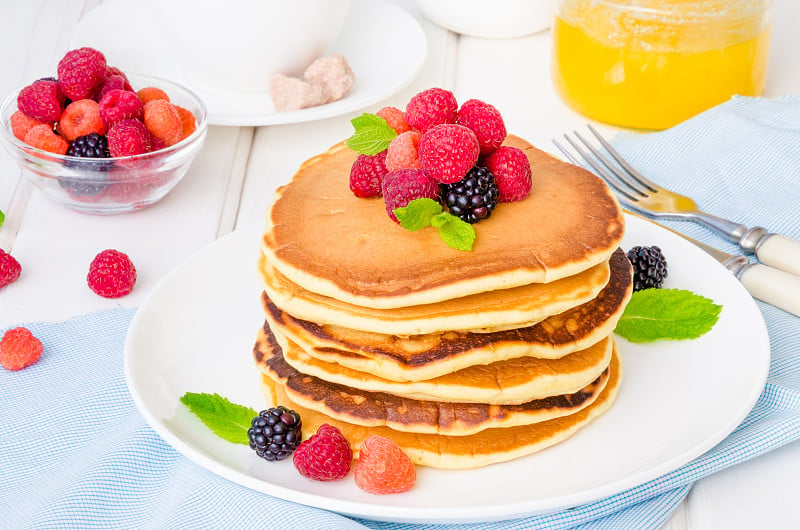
[95,74,127,102]
[349,150,389,198]
[627,245,668,291]
[136,86,170,105]
[0,249,22,288]
[292,424,352,481]
[148,133,166,153]
[174,106,197,141]
[86,249,137,298]
[382,168,440,223]
[24,124,69,155]
[106,119,150,157]
[57,47,107,100]
[17,79,64,123]
[58,99,106,141]
[418,124,480,184]
[376,106,411,134]
[354,436,416,495]
[104,66,133,91]
[143,100,182,147]
[9,111,46,141]
[405,87,458,133]
[0,327,43,371]
[483,146,532,202]
[98,89,144,128]
[456,99,507,155]
[248,406,303,461]
[385,131,421,171]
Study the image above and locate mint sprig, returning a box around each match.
[394,198,476,251]
[0,209,4,228]
[345,113,397,155]
[614,288,722,343]
[180,392,257,445]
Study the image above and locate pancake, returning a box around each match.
[259,252,611,335]
[268,324,613,405]
[253,325,610,436]
[265,247,632,381]
[262,135,624,309]
[260,342,622,469]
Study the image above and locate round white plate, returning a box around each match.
[124,215,770,524]
[70,0,426,126]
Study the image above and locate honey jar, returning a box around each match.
[551,0,773,130]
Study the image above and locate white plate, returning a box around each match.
[124,215,770,524]
[70,0,426,126]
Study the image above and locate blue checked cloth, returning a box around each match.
[2,96,800,529]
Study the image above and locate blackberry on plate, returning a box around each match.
[248,406,302,461]
[441,166,499,224]
[60,133,112,197]
[627,245,668,292]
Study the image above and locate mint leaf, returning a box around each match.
[0,209,4,228]
[180,392,257,445]
[345,113,397,155]
[432,212,475,251]
[614,288,722,343]
[394,198,443,231]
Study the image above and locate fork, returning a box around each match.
[553,124,800,278]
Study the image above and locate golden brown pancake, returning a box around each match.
[262,135,624,309]
[260,343,622,469]
[253,325,610,436]
[259,252,611,335]
[265,247,632,381]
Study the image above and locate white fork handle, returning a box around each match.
[756,234,800,278]
[738,262,800,317]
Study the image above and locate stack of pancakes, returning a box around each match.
[253,135,631,469]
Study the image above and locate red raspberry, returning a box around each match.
[484,146,532,202]
[349,150,388,198]
[376,106,411,134]
[104,66,133,91]
[354,436,416,495]
[17,79,64,123]
[292,424,352,481]
[9,111,46,141]
[382,168,440,223]
[87,249,137,298]
[24,124,69,155]
[456,99,507,155]
[57,47,107,100]
[106,119,150,157]
[385,131,421,172]
[95,74,128,102]
[418,124,480,184]
[59,99,106,141]
[405,88,458,133]
[0,249,22,288]
[99,89,144,128]
[0,327,43,371]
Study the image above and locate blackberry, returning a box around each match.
[61,133,112,197]
[627,245,668,292]
[441,166,499,224]
[66,133,111,159]
[248,406,302,461]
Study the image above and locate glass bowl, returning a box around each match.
[0,73,208,214]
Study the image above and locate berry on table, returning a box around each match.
[483,146,532,202]
[106,119,151,157]
[0,327,43,371]
[59,99,106,141]
[382,168,440,222]
[143,99,182,147]
[418,124,480,184]
[456,98,507,155]
[248,406,303,461]
[441,166,499,224]
[0,249,22,289]
[376,106,411,134]
[86,249,137,298]
[405,87,458,133]
[98,89,144,127]
[292,423,352,481]
[57,47,107,100]
[627,245,668,291]
[17,79,64,123]
[384,131,421,172]
[353,436,416,494]
[349,150,389,198]
[24,124,69,154]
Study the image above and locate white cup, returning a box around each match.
[157,0,351,94]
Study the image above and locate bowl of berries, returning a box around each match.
[0,47,207,214]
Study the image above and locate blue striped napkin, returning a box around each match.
[2,96,800,529]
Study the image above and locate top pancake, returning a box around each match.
[262,135,624,309]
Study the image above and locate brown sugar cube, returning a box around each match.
[269,73,328,112]
[303,54,355,102]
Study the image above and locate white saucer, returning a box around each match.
[70,0,427,126]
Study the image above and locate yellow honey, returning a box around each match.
[551,0,773,130]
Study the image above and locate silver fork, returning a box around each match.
[553,124,800,278]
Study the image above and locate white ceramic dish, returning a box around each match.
[416,0,554,38]
[124,215,770,524]
[70,0,426,126]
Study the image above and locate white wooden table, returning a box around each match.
[2,1,800,527]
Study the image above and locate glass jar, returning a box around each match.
[551,0,773,130]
